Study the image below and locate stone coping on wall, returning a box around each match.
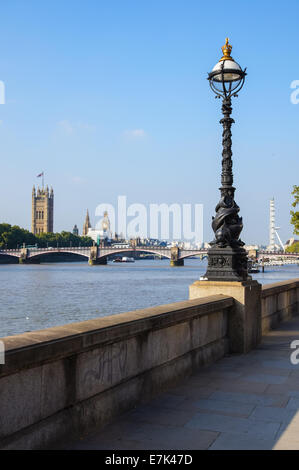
[0,294,233,378]
[261,278,299,297]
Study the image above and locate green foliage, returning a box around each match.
[36,231,93,248]
[290,185,299,235]
[0,224,93,249]
[0,224,36,249]
[286,242,299,253]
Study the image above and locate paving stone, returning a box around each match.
[124,406,195,427]
[262,359,299,371]
[251,349,291,359]
[275,421,299,442]
[274,437,299,450]
[175,402,253,419]
[209,432,276,450]
[184,377,214,388]
[205,363,244,373]
[191,371,242,380]
[85,422,219,450]
[290,370,299,378]
[249,405,297,423]
[244,374,287,385]
[284,377,299,387]
[131,423,219,450]
[240,366,290,378]
[55,419,148,449]
[147,393,187,410]
[209,379,269,394]
[62,315,299,450]
[136,425,218,450]
[81,419,147,442]
[169,384,215,400]
[70,438,148,450]
[209,390,288,407]
[286,397,299,411]
[185,412,280,440]
[265,383,299,395]
[274,424,299,450]
[218,357,258,367]
[190,398,255,417]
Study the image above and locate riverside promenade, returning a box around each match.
[1,279,298,450]
[61,316,299,451]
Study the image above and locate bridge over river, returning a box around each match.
[0,245,208,266]
[0,245,298,266]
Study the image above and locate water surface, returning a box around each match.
[1,259,298,337]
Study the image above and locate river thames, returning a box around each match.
[1,259,299,337]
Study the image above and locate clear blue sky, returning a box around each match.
[0,0,298,245]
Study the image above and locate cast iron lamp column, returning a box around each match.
[203,38,251,281]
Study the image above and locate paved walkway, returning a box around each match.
[63,317,299,450]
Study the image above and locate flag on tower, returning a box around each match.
[36,172,45,188]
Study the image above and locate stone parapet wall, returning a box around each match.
[2,278,298,450]
[261,278,299,333]
[0,295,232,450]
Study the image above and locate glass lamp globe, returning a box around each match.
[208,38,246,98]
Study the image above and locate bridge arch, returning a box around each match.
[134,248,171,259]
[0,252,19,263]
[98,247,171,260]
[179,253,208,261]
[27,250,90,261]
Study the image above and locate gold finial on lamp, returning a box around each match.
[219,37,233,62]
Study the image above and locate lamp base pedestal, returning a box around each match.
[189,279,261,353]
[202,246,251,282]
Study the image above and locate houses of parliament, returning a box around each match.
[31,185,92,237]
[31,185,54,234]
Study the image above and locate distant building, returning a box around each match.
[285,238,299,249]
[82,209,91,236]
[73,224,79,236]
[31,185,54,235]
[244,244,259,251]
[87,211,112,244]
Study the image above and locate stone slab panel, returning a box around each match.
[250,405,297,423]
[189,280,261,353]
[190,398,255,417]
[0,367,42,438]
[185,412,280,440]
[210,432,275,450]
[210,390,288,407]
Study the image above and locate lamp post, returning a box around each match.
[204,38,251,281]
[190,44,262,353]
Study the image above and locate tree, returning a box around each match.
[290,185,299,235]
[0,224,94,249]
[286,242,299,253]
[36,231,93,248]
[0,225,36,249]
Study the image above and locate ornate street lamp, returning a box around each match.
[204,38,251,281]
